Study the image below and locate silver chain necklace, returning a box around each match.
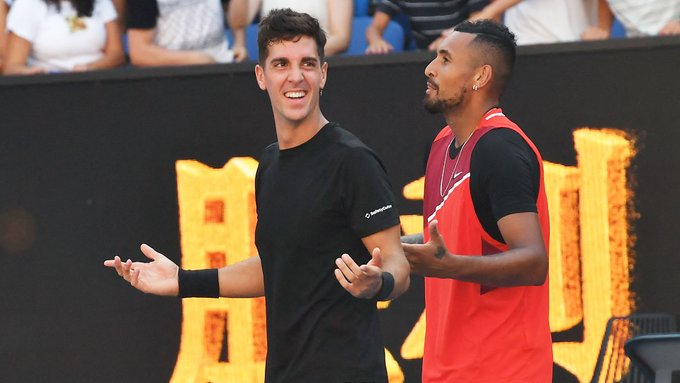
[439,130,475,197]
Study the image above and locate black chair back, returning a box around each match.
[625,334,680,383]
[590,313,677,383]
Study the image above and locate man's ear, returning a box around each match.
[320,61,328,90]
[255,65,266,91]
[475,64,493,90]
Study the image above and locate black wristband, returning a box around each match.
[177,268,220,298]
[375,272,395,301]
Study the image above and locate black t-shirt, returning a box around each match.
[126,0,158,29]
[450,128,539,243]
[255,122,399,383]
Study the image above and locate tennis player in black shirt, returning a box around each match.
[105,8,410,383]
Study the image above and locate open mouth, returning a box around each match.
[285,91,307,99]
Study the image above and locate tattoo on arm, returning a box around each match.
[434,246,446,259]
[401,233,424,244]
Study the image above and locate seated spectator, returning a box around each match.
[583,0,680,38]
[427,0,521,49]
[365,0,516,53]
[127,0,234,67]
[227,0,353,59]
[3,0,125,75]
[504,0,605,45]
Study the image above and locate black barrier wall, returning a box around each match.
[1,36,679,383]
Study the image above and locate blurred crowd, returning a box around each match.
[0,0,678,75]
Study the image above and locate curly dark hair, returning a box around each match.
[45,0,94,17]
[454,19,517,97]
[257,8,327,64]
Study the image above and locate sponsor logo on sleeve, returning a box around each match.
[365,204,393,219]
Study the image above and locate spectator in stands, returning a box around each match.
[0,0,10,71]
[504,0,607,45]
[227,0,353,59]
[3,0,125,75]
[427,0,519,49]
[583,0,680,38]
[365,0,518,54]
[419,0,618,47]
[127,0,235,67]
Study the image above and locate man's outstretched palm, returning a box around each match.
[104,244,179,296]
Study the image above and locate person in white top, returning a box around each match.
[227,0,353,60]
[421,0,621,47]
[126,0,234,67]
[3,0,124,75]
[573,0,680,40]
[602,0,679,37]
[504,0,679,43]
[502,0,609,45]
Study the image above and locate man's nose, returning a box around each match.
[288,66,304,82]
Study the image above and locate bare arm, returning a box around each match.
[0,2,8,71]
[658,19,680,35]
[404,213,547,287]
[596,0,614,31]
[74,21,125,71]
[104,244,265,298]
[470,0,523,22]
[3,32,47,75]
[127,28,215,67]
[428,0,522,51]
[335,224,410,300]
[365,11,394,54]
[324,0,352,55]
[227,0,251,62]
[217,256,265,297]
[111,0,126,30]
[401,232,424,244]
[582,0,613,40]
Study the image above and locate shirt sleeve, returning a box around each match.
[6,0,45,43]
[376,0,401,18]
[340,146,401,238]
[472,128,539,221]
[95,0,118,24]
[126,0,159,29]
[467,0,490,14]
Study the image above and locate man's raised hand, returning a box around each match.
[334,248,383,299]
[402,220,451,276]
[104,244,180,296]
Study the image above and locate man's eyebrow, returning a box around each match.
[269,57,289,64]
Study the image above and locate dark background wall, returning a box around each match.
[0,36,679,382]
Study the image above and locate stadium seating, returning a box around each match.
[625,334,680,383]
[227,16,406,60]
[225,24,261,62]
[611,17,627,38]
[590,313,677,383]
[344,16,405,56]
[354,0,370,17]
